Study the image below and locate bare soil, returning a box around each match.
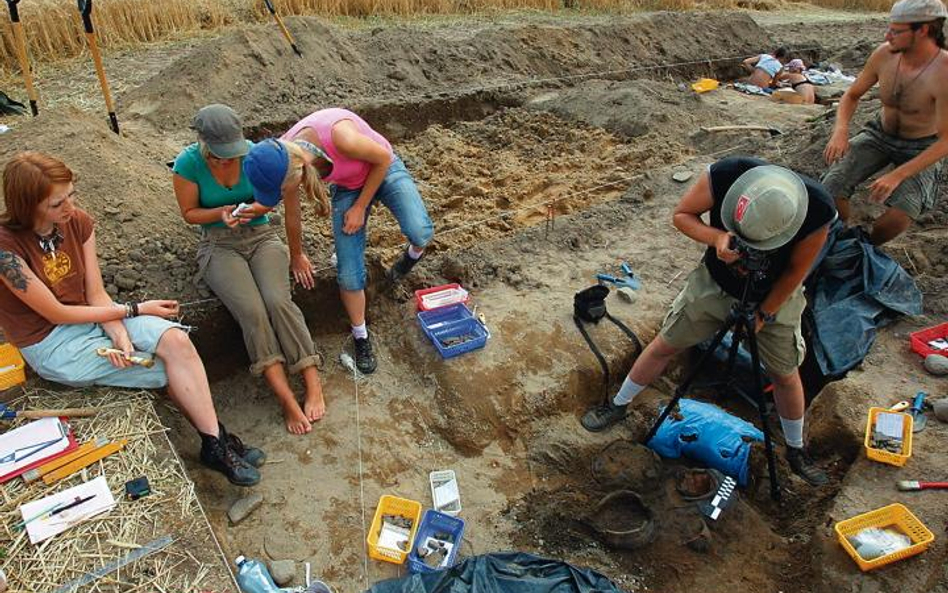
[2,9,947,593]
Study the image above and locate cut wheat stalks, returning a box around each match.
[0,388,231,593]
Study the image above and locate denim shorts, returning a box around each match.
[20,316,184,389]
[331,155,434,291]
[659,266,806,377]
[821,119,943,219]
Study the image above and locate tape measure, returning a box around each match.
[53,535,173,593]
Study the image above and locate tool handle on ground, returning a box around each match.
[920,481,948,489]
[43,439,127,485]
[911,391,927,413]
[19,407,98,419]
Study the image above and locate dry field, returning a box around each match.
[2,0,892,72]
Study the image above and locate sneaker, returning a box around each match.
[386,248,421,283]
[354,336,378,375]
[581,401,628,432]
[221,424,267,468]
[200,429,261,487]
[786,447,828,486]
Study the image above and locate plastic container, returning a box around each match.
[835,503,935,571]
[407,510,466,574]
[0,343,26,391]
[415,284,469,311]
[909,322,948,357]
[366,495,422,564]
[235,556,281,593]
[691,78,720,93]
[417,304,488,359]
[429,470,461,516]
[864,407,913,467]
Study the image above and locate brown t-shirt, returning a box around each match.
[0,209,94,347]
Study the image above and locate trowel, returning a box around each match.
[909,391,927,433]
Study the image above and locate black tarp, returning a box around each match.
[364,552,629,593]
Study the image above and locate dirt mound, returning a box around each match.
[122,12,772,132]
[0,108,202,303]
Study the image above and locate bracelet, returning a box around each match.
[124,302,138,319]
[132,302,140,317]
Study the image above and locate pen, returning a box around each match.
[48,494,96,516]
[13,501,64,531]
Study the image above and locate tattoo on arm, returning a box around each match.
[0,250,30,292]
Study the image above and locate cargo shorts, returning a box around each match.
[659,265,806,377]
[821,119,943,220]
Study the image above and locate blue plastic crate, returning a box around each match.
[417,304,488,359]
[407,510,465,574]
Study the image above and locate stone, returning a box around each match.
[268,559,296,586]
[227,493,263,525]
[933,398,948,423]
[616,287,637,303]
[114,271,139,291]
[672,170,693,183]
[923,354,948,376]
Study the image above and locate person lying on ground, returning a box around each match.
[172,104,325,435]
[0,152,263,486]
[777,59,817,105]
[581,155,836,487]
[741,46,790,88]
[822,0,948,245]
[240,108,435,376]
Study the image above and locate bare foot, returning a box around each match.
[304,386,326,422]
[281,400,312,435]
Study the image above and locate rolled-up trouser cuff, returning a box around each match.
[250,354,286,377]
[289,353,322,374]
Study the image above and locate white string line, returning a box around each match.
[348,350,370,585]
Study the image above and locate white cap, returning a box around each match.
[890,0,948,23]
[235,555,246,566]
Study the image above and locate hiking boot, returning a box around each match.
[786,447,828,486]
[581,401,628,432]
[386,248,421,283]
[221,424,266,468]
[200,430,261,487]
[354,336,378,374]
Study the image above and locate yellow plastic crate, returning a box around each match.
[863,407,912,467]
[835,503,934,571]
[366,495,422,565]
[0,343,26,391]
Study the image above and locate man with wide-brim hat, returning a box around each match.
[823,0,948,245]
[581,156,837,487]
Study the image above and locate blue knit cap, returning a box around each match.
[243,139,289,207]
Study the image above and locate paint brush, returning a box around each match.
[897,480,948,491]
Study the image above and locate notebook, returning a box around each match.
[0,417,77,483]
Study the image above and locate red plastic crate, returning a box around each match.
[909,322,948,358]
[414,284,469,311]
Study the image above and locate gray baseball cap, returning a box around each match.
[191,104,248,159]
[890,0,948,23]
[721,165,808,251]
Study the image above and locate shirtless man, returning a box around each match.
[822,0,948,245]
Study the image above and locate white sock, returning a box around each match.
[779,416,805,449]
[407,245,424,260]
[351,323,368,340]
[612,377,646,406]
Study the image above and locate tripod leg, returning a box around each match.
[643,322,735,445]
[743,320,781,501]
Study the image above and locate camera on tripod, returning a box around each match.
[728,235,770,278]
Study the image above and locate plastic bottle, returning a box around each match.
[235,556,281,593]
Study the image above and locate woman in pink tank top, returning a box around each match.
[242,108,434,375]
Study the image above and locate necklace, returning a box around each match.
[892,50,940,105]
[36,226,64,255]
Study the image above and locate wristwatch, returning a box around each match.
[756,309,777,324]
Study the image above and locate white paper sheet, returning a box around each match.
[0,417,70,478]
[875,412,905,440]
[20,475,116,544]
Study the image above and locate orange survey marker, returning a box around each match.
[43,439,127,485]
[22,437,109,483]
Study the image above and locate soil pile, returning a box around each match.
[122,12,772,132]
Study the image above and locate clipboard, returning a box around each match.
[0,417,78,483]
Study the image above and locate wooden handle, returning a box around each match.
[10,22,38,111]
[19,407,98,419]
[43,439,127,485]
